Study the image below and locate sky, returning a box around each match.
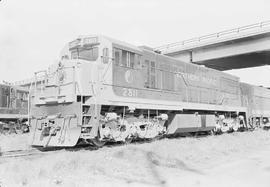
[0,0,270,86]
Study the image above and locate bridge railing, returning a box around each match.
[155,20,270,53]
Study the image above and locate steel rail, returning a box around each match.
[0,148,44,158]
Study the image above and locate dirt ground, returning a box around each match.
[0,130,270,187]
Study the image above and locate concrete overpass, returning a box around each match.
[155,21,270,71]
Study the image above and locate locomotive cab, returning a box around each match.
[33,37,103,104]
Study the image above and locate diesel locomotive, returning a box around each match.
[0,84,29,133]
[30,35,270,147]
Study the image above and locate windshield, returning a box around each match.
[71,47,99,61]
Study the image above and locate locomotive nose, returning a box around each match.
[31,112,81,147]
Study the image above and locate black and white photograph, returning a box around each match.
[1,0,270,186]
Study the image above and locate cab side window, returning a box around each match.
[128,52,135,68]
[102,48,109,64]
[122,51,127,67]
[122,51,135,68]
[135,54,141,68]
[113,48,136,68]
[114,48,122,66]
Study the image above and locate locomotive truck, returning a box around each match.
[30,35,270,147]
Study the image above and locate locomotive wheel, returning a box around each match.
[91,129,106,148]
[90,127,107,148]
[91,138,106,148]
[124,136,133,144]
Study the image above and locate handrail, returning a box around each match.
[155,20,270,53]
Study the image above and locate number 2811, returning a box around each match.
[122,88,138,97]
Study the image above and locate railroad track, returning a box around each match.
[0,129,257,159]
[0,145,98,159]
[0,134,226,158]
[0,148,45,158]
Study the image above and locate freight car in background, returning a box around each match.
[241,83,270,129]
[29,35,270,148]
[0,84,29,134]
